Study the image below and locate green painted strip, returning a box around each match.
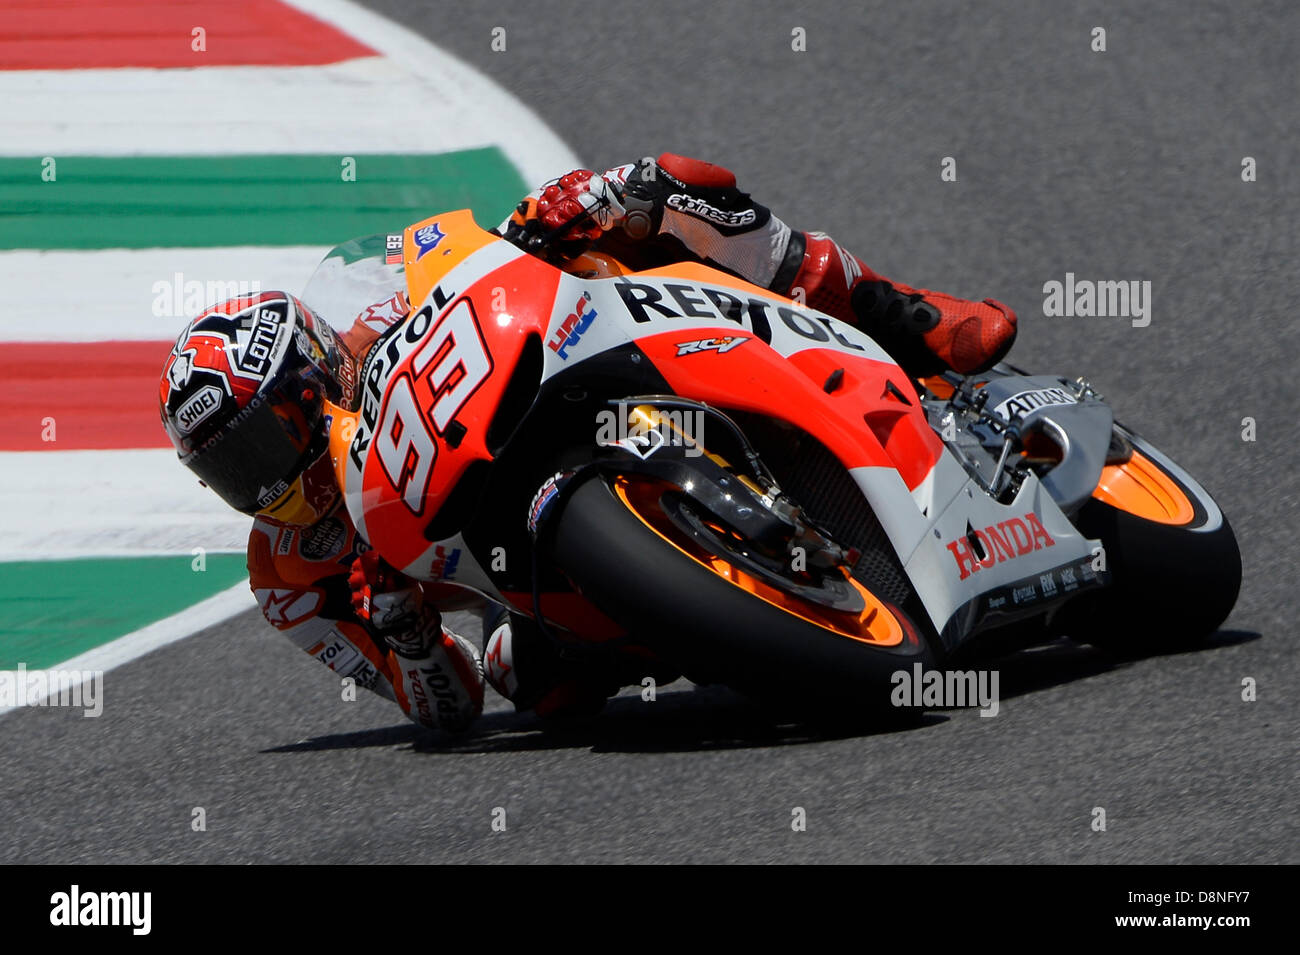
[0,149,525,250]
[0,555,249,669]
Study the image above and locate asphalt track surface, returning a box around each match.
[4,0,1296,864]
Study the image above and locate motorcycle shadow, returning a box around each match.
[441,685,954,755]
[265,683,946,757]
[266,629,1258,756]
[962,628,1260,704]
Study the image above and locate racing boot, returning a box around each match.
[482,609,618,719]
[783,230,1018,378]
[483,608,682,719]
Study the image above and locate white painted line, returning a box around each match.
[0,246,328,342]
[3,59,504,158]
[0,449,252,561]
[0,580,256,718]
[2,28,581,188]
[279,0,582,185]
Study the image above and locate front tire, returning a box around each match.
[548,474,937,715]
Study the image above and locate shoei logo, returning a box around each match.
[666,193,756,227]
[992,387,1076,420]
[946,513,1056,581]
[414,222,446,259]
[175,384,222,434]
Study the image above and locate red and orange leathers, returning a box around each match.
[246,308,483,729]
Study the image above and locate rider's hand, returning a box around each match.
[348,550,422,635]
[536,170,626,241]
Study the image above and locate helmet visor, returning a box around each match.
[183,384,325,515]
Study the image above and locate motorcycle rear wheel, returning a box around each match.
[1057,425,1242,654]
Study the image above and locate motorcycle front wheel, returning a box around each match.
[548,473,938,716]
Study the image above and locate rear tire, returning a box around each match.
[1056,427,1241,654]
[548,475,937,716]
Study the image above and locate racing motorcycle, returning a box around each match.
[301,209,1241,713]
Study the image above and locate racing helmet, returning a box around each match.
[159,292,358,526]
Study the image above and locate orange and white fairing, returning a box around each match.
[332,210,1101,644]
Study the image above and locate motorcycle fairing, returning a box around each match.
[340,211,1107,643]
[543,262,946,490]
[856,458,1105,646]
[538,259,1103,638]
[343,214,559,574]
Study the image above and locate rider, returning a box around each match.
[159,291,487,733]
[508,154,1016,377]
[159,153,1016,732]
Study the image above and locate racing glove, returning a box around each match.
[535,169,628,241]
[348,549,422,635]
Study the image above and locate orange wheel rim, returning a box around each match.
[613,476,905,647]
[1093,449,1196,525]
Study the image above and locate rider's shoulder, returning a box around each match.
[248,508,358,586]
